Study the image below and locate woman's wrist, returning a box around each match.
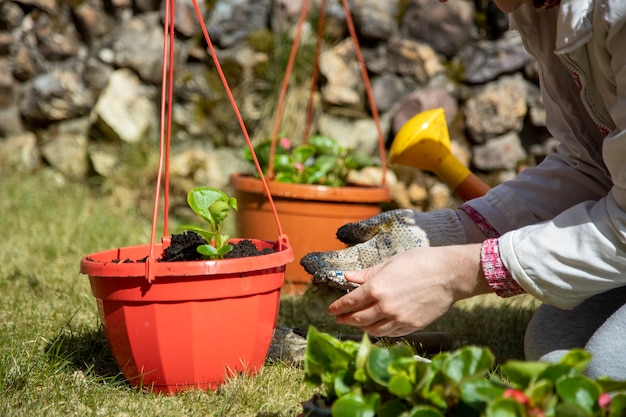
[448,243,493,301]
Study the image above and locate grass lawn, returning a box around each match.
[0,169,539,416]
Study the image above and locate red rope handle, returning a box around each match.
[147,0,176,282]
[270,0,388,185]
[268,0,312,179]
[340,0,387,185]
[303,0,326,142]
[147,0,389,282]
[191,0,287,250]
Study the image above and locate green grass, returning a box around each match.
[0,169,538,416]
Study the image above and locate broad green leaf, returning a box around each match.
[557,349,592,374]
[246,140,270,166]
[215,244,233,257]
[178,225,214,243]
[334,369,353,397]
[345,153,377,170]
[367,345,392,387]
[556,376,600,414]
[246,139,289,167]
[500,360,551,388]
[272,154,296,173]
[307,155,338,184]
[274,172,298,183]
[188,186,226,225]
[554,402,590,417]
[389,357,429,395]
[460,378,506,411]
[537,363,581,384]
[485,397,525,417]
[309,134,343,155]
[304,326,354,397]
[407,405,446,417]
[354,333,372,382]
[422,385,448,411]
[376,399,408,417]
[388,373,413,398]
[292,144,316,163]
[526,378,554,404]
[442,346,494,383]
[389,344,416,361]
[596,377,626,393]
[197,244,218,258]
[209,200,232,223]
[331,392,378,417]
[609,393,626,417]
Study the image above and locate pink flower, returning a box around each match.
[503,388,530,405]
[294,162,304,172]
[598,392,611,408]
[279,136,291,150]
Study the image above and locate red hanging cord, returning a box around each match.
[269,0,388,185]
[147,0,175,283]
[147,0,388,282]
[267,0,312,179]
[339,0,387,185]
[191,0,288,250]
[303,0,326,142]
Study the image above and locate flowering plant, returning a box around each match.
[243,135,378,186]
[303,326,626,417]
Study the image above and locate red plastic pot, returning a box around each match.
[80,239,293,394]
[230,173,389,295]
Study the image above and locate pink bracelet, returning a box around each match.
[481,239,526,298]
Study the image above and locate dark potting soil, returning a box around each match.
[159,231,275,262]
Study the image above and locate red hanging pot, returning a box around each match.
[79,0,294,393]
[80,240,292,393]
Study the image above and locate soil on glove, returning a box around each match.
[160,231,274,262]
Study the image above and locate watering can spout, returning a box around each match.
[389,108,490,202]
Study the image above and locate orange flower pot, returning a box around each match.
[80,238,293,394]
[230,173,389,295]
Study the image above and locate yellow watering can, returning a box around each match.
[390,108,491,201]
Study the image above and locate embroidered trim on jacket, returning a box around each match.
[459,204,500,239]
[533,0,561,11]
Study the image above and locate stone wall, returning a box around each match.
[0,0,555,211]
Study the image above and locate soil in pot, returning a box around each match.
[155,231,276,262]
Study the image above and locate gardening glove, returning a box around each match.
[300,208,467,291]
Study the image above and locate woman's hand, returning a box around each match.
[300,209,468,291]
[327,243,492,337]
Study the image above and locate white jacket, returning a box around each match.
[466,0,626,309]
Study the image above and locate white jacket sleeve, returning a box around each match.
[465,1,626,309]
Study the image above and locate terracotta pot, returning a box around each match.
[80,238,294,394]
[230,173,389,295]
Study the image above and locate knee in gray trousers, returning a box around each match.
[524,286,626,380]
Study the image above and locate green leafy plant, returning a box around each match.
[243,135,378,186]
[303,326,626,417]
[180,186,238,259]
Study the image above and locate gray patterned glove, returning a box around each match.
[300,209,467,291]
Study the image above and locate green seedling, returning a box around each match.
[180,186,238,259]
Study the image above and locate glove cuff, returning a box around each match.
[423,209,468,246]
